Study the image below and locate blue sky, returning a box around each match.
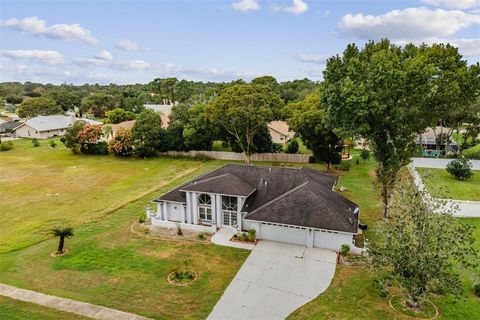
[1,0,479,84]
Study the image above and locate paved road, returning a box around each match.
[412,157,480,170]
[0,283,151,320]
[208,241,337,320]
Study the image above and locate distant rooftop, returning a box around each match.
[19,115,102,132]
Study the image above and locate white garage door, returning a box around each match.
[259,223,308,246]
[313,230,352,251]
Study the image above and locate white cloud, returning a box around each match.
[231,0,260,12]
[94,50,113,60]
[338,7,480,41]
[0,16,97,44]
[296,53,327,64]
[116,39,142,51]
[451,38,480,56]
[112,60,150,70]
[272,0,309,14]
[420,0,479,10]
[0,49,63,65]
[73,58,111,67]
[284,0,309,15]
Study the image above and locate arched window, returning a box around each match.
[198,194,211,205]
[198,194,212,222]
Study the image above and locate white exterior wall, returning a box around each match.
[313,230,353,251]
[166,202,183,222]
[15,124,67,139]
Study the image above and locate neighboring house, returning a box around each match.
[0,121,22,137]
[144,104,171,129]
[354,137,369,149]
[14,115,102,139]
[147,164,363,252]
[268,121,294,145]
[103,120,136,141]
[416,126,457,156]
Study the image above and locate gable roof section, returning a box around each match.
[154,164,359,233]
[180,173,256,197]
[244,179,358,233]
[267,121,290,136]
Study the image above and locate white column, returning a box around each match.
[306,229,314,248]
[181,204,186,223]
[237,196,242,231]
[216,194,222,227]
[156,202,163,220]
[186,192,192,224]
[163,202,168,221]
[211,194,216,224]
[192,192,198,225]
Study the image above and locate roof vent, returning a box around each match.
[264,181,268,187]
[260,177,264,186]
[269,167,271,173]
[353,207,359,214]
[349,217,353,225]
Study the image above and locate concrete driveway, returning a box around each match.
[208,241,337,320]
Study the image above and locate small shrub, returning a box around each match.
[340,244,350,256]
[32,138,40,147]
[0,141,13,151]
[138,212,146,223]
[285,139,299,154]
[360,149,370,163]
[246,228,256,241]
[271,143,284,153]
[197,232,208,240]
[473,283,480,297]
[176,223,183,236]
[446,158,473,180]
[170,259,195,282]
[49,140,57,148]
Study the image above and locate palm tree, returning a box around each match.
[52,227,74,254]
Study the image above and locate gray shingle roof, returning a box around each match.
[155,164,359,233]
[17,115,102,132]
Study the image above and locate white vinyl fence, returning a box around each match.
[409,163,480,218]
[159,150,310,163]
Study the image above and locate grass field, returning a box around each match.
[0,139,221,253]
[417,168,480,201]
[0,138,250,319]
[0,296,90,320]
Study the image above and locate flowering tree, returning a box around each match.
[108,127,133,156]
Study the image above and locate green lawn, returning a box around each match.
[289,153,480,320]
[0,296,90,320]
[417,168,480,201]
[0,138,218,253]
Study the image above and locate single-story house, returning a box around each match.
[416,126,457,156]
[14,115,102,139]
[147,164,363,252]
[268,121,295,145]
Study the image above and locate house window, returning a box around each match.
[222,196,238,226]
[198,194,212,222]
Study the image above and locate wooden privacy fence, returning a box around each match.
[160,150,310,163]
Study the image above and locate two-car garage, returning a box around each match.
[246,221,355,251]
